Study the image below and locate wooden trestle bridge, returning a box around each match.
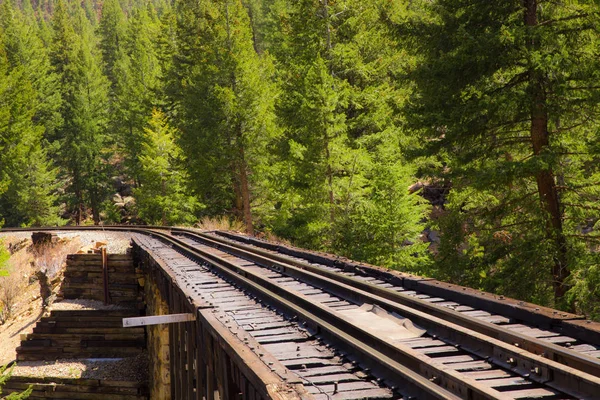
[1,226,599,400]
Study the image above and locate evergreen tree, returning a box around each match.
[0,0,62,227]
[0,363,32,399]
[114,3,162,181]
[240,0,270,53]
[263,0,429,268]
[135,109,201,225]
[168,0,278,234]
[50,0,110,224]
[97,0,127,90]
[0,43,11,204]
[82,0,98,25]
[404,0,600,306]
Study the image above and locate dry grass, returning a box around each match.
[0,232,126,365]
[258,231,292,246]
[193,216,246,232]
[0,272,23,323]
[0,239,33,324]
[32,240,81,279]
[185,216,293,246]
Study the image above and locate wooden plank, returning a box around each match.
[123,313,195,327]
[187,321,196,400]
[197,320,206,400]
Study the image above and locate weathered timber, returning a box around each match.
[3,376,148,400]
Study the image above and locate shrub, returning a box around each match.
[32,240,80,279]
[32,240,80,308]
[0,363,32,399]
[0,240,9,277]
[0,272,22,324]
[193,216,245,232]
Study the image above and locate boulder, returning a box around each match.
[31,232,57,248]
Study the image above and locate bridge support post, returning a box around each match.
[144,269,171,399]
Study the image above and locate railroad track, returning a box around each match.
[193,231,600,359]
[2,226,599,399]
[166,229,600,399]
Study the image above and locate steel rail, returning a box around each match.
[182,229,600,377]
[170,229,600,399]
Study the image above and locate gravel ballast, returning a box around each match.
[0,230,133,254]
[11,353,149,382]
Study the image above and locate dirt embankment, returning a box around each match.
[0,231,132,366]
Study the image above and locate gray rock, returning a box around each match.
[428,230,441,244]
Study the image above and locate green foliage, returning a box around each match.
[0,363,32,399]
[98,0,127,88]
[1,0,600,319]
[0,240,9,277]
[135,109,201,225]
[167,0,279,233]
[261,0,430,269]
[50,0,111,224]
[0,0,62,227]
[112,3,162,181]
[403,0,600,307]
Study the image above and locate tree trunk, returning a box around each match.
[325,139,335,224]
[524,0,570,302]
[239,152,254,235]
[90,188,100,225]
[322,0,335,225]
[245,1,261,54]
[161,176,167,226]
[224,1,254,235]
[323,0,331,56]
[74,171,83,226]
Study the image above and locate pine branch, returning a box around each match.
[550,117,591,134]
[556,182,600,191]
[566,234,600,243]
[562,86,600,91]
[486,72,529,96]
[537,13,592,27]
[562,203,600,211]
[479,220,536,231]
[464,190,539,218]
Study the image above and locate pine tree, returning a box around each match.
[0,0,62,227]
[263,0,429,268]
[113,3,162,182]
[50,0,111,224]
[0,363,32,399]
[135,109,201,225]
[168,0,278,234]
[98,0,127,90]
[404,0,600,306]
[0,43,11,205]
[264,0,352,246]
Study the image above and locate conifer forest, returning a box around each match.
[0,0,599,319]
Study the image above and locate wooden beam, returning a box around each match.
[123,313,196,327]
